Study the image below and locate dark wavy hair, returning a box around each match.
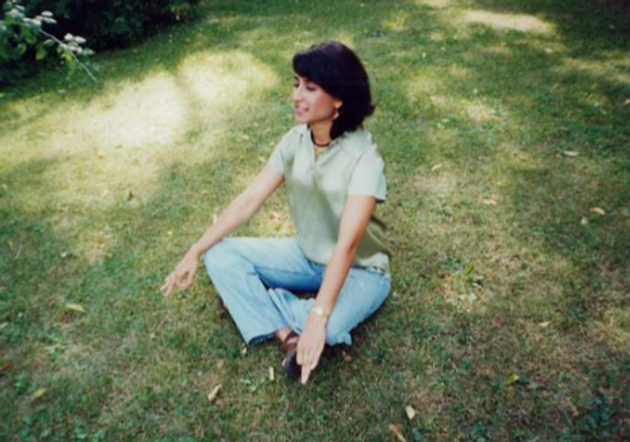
[293,41,375,140]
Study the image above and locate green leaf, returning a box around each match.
[24,31,36,44]
[15,41,26,56]
[36,45,46,60]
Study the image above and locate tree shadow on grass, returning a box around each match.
[372,1,630,440]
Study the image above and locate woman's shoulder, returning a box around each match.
[339,127,381,159]
[274,124,308,151]
[285,124,309,139]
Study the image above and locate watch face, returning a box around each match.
[312,307,328,318]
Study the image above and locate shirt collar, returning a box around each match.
[300,124,350,148]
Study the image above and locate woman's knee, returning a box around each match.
[203,240,239,272]
[324,316,353,346]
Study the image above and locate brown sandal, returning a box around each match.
[217,296,228,316]
[280,329,301,380]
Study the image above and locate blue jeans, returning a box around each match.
[203,237,391,346]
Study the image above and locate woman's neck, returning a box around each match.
[309,120,333,146]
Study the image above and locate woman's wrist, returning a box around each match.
[307,313,327,328]
[311,305,329,320]
[309,306,329,325]
[187,244,204,260]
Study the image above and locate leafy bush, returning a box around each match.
[0,1,93,86]
[23,0,201,50]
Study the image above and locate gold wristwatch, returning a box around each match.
[311,306,329,320]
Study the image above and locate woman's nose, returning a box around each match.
[292,85,303,102]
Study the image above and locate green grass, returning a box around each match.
[1,0,629,440]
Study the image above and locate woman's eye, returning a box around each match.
[306,85,316,91]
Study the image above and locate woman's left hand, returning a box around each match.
[297,314,327,384]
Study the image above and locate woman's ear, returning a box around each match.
[333,99,343,119]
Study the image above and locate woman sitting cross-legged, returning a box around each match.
[161,41,391,385]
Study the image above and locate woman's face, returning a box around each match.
[292,73,342,126]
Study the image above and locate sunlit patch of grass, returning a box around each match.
[462,9,555,34]
[382,10,410,32]
[556,57,630,89]
[1,51,278,266]
[414,0,454,9]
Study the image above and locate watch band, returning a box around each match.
[311,306,329,319]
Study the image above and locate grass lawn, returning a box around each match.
[1,0,629,440]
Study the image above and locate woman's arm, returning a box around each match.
[297,194,377,384]
[188,166,285,258]
[160,166,284,297]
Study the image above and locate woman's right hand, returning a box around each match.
[160,250,201,297]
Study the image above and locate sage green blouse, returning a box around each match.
[267,124,391,273]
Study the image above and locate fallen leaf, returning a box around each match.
[507,373,520,385]
[216,359,225,369]
[0,361,13,372]
[64,303,85,313]
[581,217,589,226]
[240,344,248,356]
[589,207,605,216]
[562,151,579,157]
[431,163,442,172]
[539,321,551,328]
[528,380,541,390]
[482,198,498,206]
[207,385,221,403]
[30,388,48,402]
[389,424,407,442]
[405,405,416,420]
[269,367,275,381]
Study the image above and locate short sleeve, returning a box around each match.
[266,130,294,177]
[348,151,387,203]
